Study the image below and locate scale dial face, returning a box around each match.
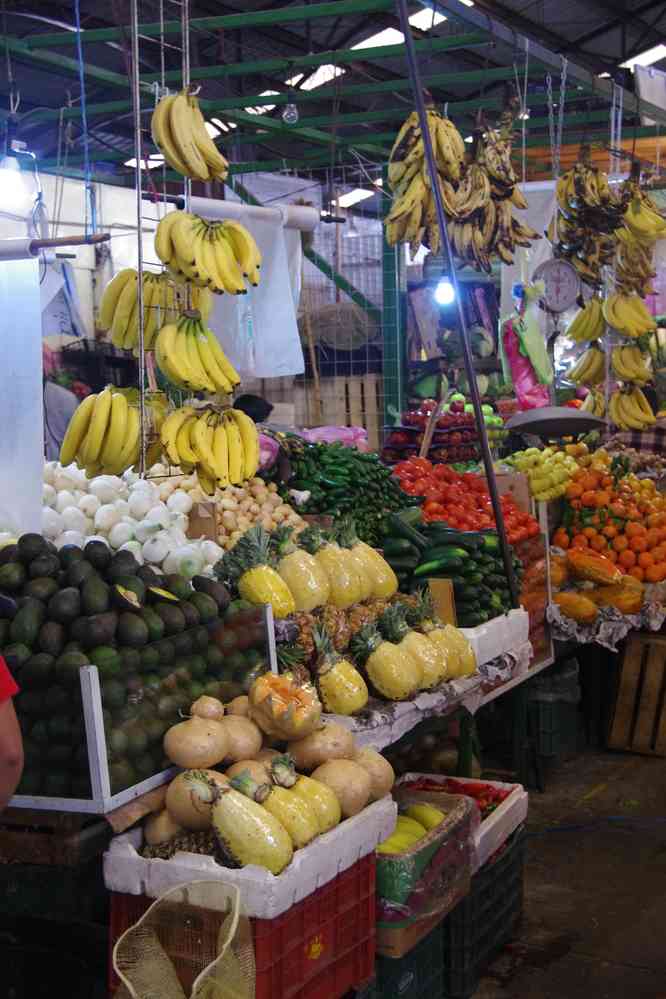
[532,259,580,313]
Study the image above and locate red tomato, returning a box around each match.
[410,458,433,475]
[424,500,445,516]
[527,522,540,537]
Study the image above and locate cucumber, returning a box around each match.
[456,585,479,601]
[480,534,500,553]
[387,513,428,552]
[457,611,488,627]
[414,556,463,577]
[423,527,483,551]
[386,554,420,571]
[425,544,470,563]
[461,571,484,585]
[383,538,421,559]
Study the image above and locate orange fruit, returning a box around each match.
[594,490,611,508]
[590,535,607,552]
[629,566,645,582]
[553,529,570,549]
[602,524,618,539]
[601,475,614,488]
[629,535,648,554]
[646,528,661,549]
[619,549,637,568]
[566,482,583,499]
[651,545,666,562]
[571,534,589,549]
[625,522,647,537]
[613,535,629,552]
[645,564,663,583]
[606,549,618,563]
[647,513,661,528]
[581,490,597,507]
[610,501,627,518]
[583,527,598,539]
[638,552,654,569]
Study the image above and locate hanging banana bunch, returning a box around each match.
[155,213,261,292]
[154,313,240,395]
[159,406,260,494]
[151,89,229,182]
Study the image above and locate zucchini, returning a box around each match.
[480,534,500,553]
[461,571,484,585]
[487,573,506,588]
[423,527,483,551]
[397,507,424,528]
[386,554,420,571]
[456,585,479,601]
[413,556,463,577]
[387,513,428,552]
[457,611,488,627]
[383,538,420,559]
[424,544,470,562]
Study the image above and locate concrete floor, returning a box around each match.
[477,749,666,998]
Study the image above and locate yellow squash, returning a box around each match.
[270,755,341,834]
[230,771,319,850]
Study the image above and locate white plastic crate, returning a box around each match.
[460,608,529,666]
[104,794,396,919]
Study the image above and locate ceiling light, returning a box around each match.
[459,0,475,6]
[464,135,473,143]
[434,277,455,306]
[286,64,345,90]
[597,71,611,78]
[211,118,237,132]
[282,102,299,124]
[205,121,220,138]
[335,188,375,208]
[373,177,384,187]
[407,9,447,30]
[123,155,164,168]
[620,43,666,70]
[0,155,35,217]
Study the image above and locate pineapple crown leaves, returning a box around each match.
[299,525,327,555]
[219,525,275,583]
[276,641,306,671]
[335,517,361,550]
[378,603,410,644]
[311,624,340,672]
[350,623,383,665]
[268,525,297,559]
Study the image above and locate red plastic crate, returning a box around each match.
[108,854,376,999]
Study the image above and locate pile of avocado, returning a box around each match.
[1,532,243,799]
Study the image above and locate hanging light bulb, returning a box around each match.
[518,107,531,121]
[434,276,455,306]
[0,154,36,218]
[282,101,299,125]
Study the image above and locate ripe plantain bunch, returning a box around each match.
[151,89,228,182]
[98,268,212,353]
[384,102,540,272]
[548,149,628,287]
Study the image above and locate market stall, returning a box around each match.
[0,0,665,995]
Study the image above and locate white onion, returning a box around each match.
[78,494,100,518]
[161,552,181,575]
[134,521,161,544]
[0,532,16,547]
[122,469,139,487]
[85,535,109,547]
[89,476,122,504]
[157,482,176,502]
[55,529,86,550]
[108,521,135,549]
[127,491,153,520]
[43,483,57,507]
[94,503,121,533]
[201,540,223,565]
[171,545,204,579]
[43,461,57,486]
[146,503,171,529]
[54,470,81,493]
[167,490,193,515]
[142,534,171,565]
[55,490,76,514]
[42,507,64,539]
[113,498,130,518]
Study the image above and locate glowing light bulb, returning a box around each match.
[434,277,455,306]
[0,156,35,218]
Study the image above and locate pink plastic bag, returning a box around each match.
[300,425,369,449]
[259,433,280,470]
[503,318,550,410]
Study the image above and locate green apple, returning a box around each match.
[464,403,474,413]
[450,393,466,403]
[481,404,493,415]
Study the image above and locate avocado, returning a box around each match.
[136,565,161,586]
[188,654,207,679]
[147,586,180,605]
[22,740,42,768]
[48,587,81,624]
[84,539,112,571]
[82,611,118,648]
[44,687,70,715]
[18,533,49,562]
[10,599,45,646]
[153,602,186,635]
[68,560,96,588]
[180,601,201,628]
[124,724,149,759]
[21,653,55,687]
[55,651,90,687]
[188,592,219,623]
[28,553,61,580]
[206,644,225,671]
[30,719,49,744]
[24,577,60,603]
[37,620,66,657]
[139,606,165,642]
[58,544,84,568]
[109,551,139,578]
[113,585,143,612]
[172,630,193,656]
[140,645,160,671]
[91,646,122,678]
[164,574,193,600]
[63,640,83,653]
[0,593,17,619]
[81,576,110,615]
[154,638,175,664]
[156,693,179,719]
[192,576,231,610]
[2,642,31,669]
[192,625,209,651]
[117,613,149,649]
[116,575,146,603]
[120,647,141,672]
[0,562,26,592]
[109,760,135,793]
[102,679,126,711]
[0,543,20,566]
[50,744,73,767]
[16,689,44,716]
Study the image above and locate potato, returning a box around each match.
[287,722,355,772]
[311,760,371,818]
[353,747,395,801]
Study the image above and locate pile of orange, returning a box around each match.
[552,467,666,583]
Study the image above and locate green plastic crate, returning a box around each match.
[0,856,107,923]
[373,921,445,999]
[529,698,580,759]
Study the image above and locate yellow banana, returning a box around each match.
[110,272,138,348]
[224,411,243,484]
[189,96,229,178]
[213,229,247,294]
[230,407,259,480]
[109,404,140,474]
[100,391,129,468]
[168,92,210,181]
[220,220,261,281]
[191,412,218,479]
[81,388,113,465]
[160,406,195,466]
[59,393,97,466]
[151,95,191,177]
[203,327,240,387]
[193,325,232,393]
[98,269,135,331]
[154,211,185,266]
[212,416,230,487]
[177,415,200,466]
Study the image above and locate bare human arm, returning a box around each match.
[0,697,23,811]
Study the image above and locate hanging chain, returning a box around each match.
[547,57,568,180]
[1,0,18,117]
[546,72,556,172]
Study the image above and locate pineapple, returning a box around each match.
[316,604,352,652]
[406,590,476,680]
[300,527,361,609]
[378,604,448,690]
[141,829,220,861]
[219,526,295,618]
[338,517,398,599]
[269,526,330,611]
[336,521,374,601]
[276,641,313,686]
[313,626,368,715]
[293,611,317,663]
[351,623,423,701]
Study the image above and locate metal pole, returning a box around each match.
[394,0,519,607]
[181,0,192,310]
[130,0,147,477]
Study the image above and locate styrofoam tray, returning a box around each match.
[103,795,396,920]
[460,608,529,666]
[395,774,528,872]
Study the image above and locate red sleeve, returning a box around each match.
[0,657,18,702]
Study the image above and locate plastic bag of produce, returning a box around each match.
[113,880,255,999]
[300,425,369,449]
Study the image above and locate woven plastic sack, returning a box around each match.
[113,881,255,999]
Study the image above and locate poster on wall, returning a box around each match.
[41,260,86,340]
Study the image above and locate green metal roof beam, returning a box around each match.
[143,31,489,84]
[23,0,395,48]
[4,32,147,91]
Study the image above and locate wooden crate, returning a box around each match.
[0,808,110,866]
[608,634,666,756]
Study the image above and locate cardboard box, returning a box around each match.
[186,500,218,542]
[428,578,456,625]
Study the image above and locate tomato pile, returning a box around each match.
[393,457,541,544]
